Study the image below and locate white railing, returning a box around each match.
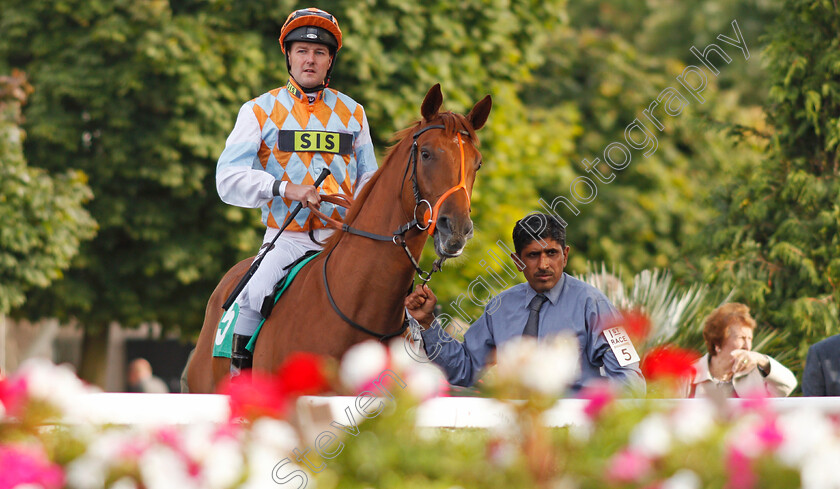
[62,393,840,427]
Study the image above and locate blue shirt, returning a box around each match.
[420,273,646,394]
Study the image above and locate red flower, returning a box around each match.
[641,345,699,384]
[218,372,288,421]
[277,352,330,397]
[619,309,652,344]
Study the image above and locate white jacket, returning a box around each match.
[684,353,797,398]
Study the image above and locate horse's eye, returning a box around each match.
[420,150,431,160]
[476,160,483,170]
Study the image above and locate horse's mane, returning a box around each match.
[319,111,479,254]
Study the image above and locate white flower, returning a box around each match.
[340,340,389,392]
[17,358,98,414]
[108,478,139,489]
[66,430,136,489]
[495,333,579,396]
[389,338,446,400]
[629,413,672,458]
[670,400,717,444]
[139,445,200,489]
[801,441,840,489]
[776,409,834,467]
[249,419,300,458]
[661,469,701,489]
[201,438,244,489]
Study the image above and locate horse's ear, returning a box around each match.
[421,84,443,121]
[467,95,492,131]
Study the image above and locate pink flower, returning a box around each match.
[606,449,653,483]
[725,446,755,489]
[755,417,784,452]
[0,445,64,489]
[578,382,615,419]
[0,376,28,417]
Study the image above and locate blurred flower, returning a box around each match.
[670,400,716,444]
[754,416,784,452]
[0,374,27,418]
[725,446,755,489]
[277,352,330,396]
[389,338,447,400]
[661,469,701,489]
[608,308,652,344]
[494,334,579,397]
[340,341,390,393]
[775,409,834,467]
[0,445,64,489]
[219,372,288,421]
[630,413,672,458]
[607,448,653,483]
[16,358,97,414]
[486,437,517,468]
[801,442,840,489]
[578,381,615,419]
[641,345,698,385]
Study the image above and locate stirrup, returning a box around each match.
[230,333,253,378]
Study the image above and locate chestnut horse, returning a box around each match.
[186,85,491,393]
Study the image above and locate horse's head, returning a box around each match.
[409,84,492,258]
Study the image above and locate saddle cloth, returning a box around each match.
[212,251,321,358]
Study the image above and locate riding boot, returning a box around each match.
[230,334,253,379]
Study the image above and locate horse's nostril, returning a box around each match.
[436,216,451,232]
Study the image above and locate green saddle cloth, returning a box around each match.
[212,252,320,358]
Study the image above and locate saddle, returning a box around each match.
[212,250,320,359]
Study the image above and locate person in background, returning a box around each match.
[127,358,169,393]
[405,213,646,395]
[802,334,840,396]
[684,303,796,398]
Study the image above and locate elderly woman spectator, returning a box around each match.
[683,303,796,398]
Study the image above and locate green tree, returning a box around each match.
[0,70,96,314]
[0,0,567,380]
[696,0,840,368]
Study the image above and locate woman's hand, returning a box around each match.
[731,349,770,376]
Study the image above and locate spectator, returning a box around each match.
[802,334,840,396]
[127,358,169,393]
[684,303,796,398]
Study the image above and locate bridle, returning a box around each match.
[314,123,473,341]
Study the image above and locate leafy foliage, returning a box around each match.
[695,0,840,367]
[0,70,95,315]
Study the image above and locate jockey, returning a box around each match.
[216,7,378,377]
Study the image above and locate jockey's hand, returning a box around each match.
[405,284,437,329]
[285,183,321,207]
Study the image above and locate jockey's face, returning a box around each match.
[288,41,333,88]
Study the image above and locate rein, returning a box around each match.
[306,124,470,341]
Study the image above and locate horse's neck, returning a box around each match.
[327,152,426,324]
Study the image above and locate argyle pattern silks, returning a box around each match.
[228,80,374,231]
